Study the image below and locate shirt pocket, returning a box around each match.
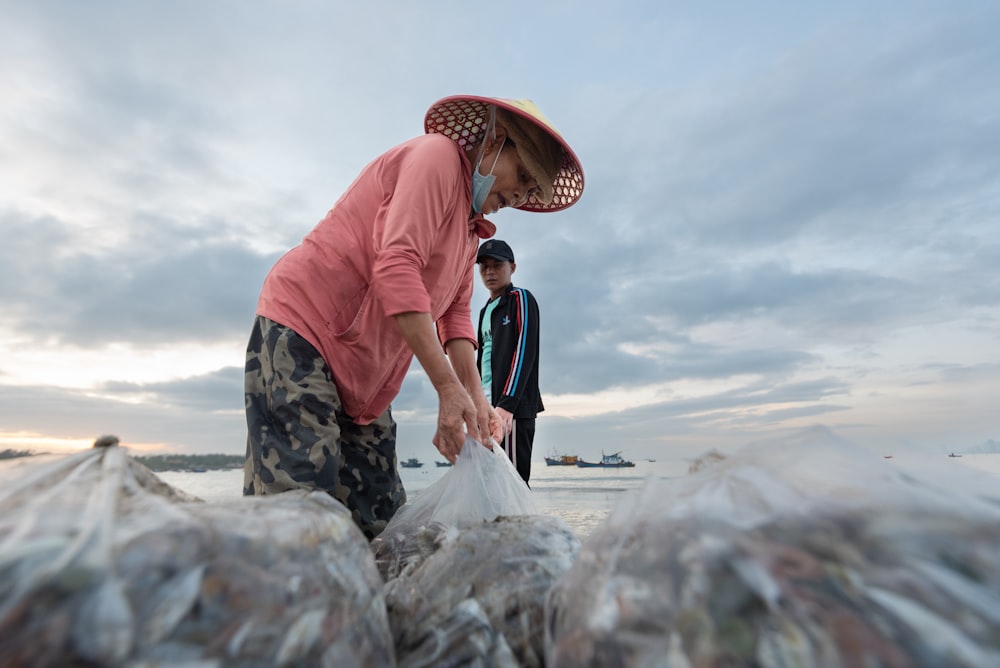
[327,285,372,343]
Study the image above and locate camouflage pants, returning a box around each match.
[243,316,406,539]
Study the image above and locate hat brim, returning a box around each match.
[476,252,514,263]
[424,95,585,213]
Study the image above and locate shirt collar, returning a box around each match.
[468,213,496,239]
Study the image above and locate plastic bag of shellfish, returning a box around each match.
[545,427,1000,668]
[385,515,581,668]
[373,436,538,581]
[0,437,395,667]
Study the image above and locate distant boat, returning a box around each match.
[545,450,580,466]
[189,466,207,473]
[436,461,452,467]
[576,451,635,468]
[400,457,424,468]
[948,452,963,458]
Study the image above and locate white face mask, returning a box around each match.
[471,136,505,213]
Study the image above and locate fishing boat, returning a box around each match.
[544,450,580,466]
[400,457,423,468]
[576,451,635,468]
[435,460,452,467]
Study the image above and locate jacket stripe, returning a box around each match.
[503,289,528,396]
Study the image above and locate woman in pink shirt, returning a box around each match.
[243,95,584,539]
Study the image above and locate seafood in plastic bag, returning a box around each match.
[0,436,395,667]
[545,427,1000,667]
[372,435,538,581]
[386,515,580,668]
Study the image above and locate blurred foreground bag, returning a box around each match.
[0,439,394,667]
[385,515,580,668]
[545,427,1000,668]
[373,436,538,581]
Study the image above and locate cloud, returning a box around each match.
[0,209,278,347]
[1,1,998,458]
[99,366,244,412]
[0,382,243,454]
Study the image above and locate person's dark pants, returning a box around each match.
[243,316,405,540]
[498,417,536,485]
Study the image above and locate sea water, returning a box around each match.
[155,453,1000,539]
[157,457,691,538]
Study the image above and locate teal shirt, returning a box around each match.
[479,297,501,400]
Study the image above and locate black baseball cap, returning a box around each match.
[477,239,515,263]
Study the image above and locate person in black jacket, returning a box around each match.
[475,239,543,484]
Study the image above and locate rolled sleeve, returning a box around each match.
[373,248,432,316]
[437,299,476,348]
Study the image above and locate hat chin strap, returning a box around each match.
[477,136,505,175]
[475,108,495,159]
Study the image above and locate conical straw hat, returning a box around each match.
[424,95,585,212]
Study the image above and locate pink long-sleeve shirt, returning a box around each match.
[257,133,496,424]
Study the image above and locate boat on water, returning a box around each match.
[576,451,635,468]
[436,461,453,467]
[544,451,579,466]
[948,452,963,458]
[400,457,424,468]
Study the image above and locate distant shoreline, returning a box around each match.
[0,449,244,473]
[134,454,244,472]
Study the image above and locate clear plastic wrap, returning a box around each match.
[0,440,394,667]
[373,436,538,581]
[371,436,572,667]
[545,428,1000,667]
[385,515,580,668]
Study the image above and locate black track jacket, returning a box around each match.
[476,283,544,418]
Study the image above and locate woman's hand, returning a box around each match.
[433,381,479,462]
[474,393,503,445]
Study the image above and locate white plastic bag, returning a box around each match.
[373,436,538,581]
[395,436,538,531]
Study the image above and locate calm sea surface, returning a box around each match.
[157,457,688,538]
[156,453,1000,539]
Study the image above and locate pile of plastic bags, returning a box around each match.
[0,437,393,666]
[373,436,541,580]
[545,428,1000,667]
[8,427,997,667]
[373,437,580,668]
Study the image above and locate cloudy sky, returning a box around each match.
[2,1,997,460]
